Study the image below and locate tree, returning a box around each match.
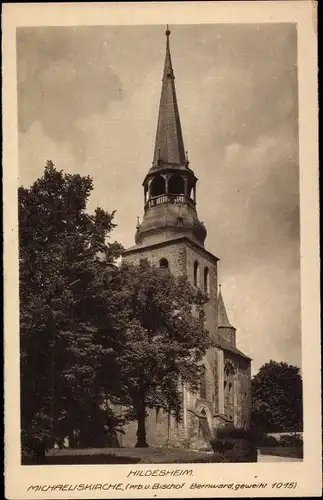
[101,259,212,447]
[251,360,303,433]
[20,161,213,453]
[19,161,123,453]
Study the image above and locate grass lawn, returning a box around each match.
[259,446,303,459]
[23,447,222,465]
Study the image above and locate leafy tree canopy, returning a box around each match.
[251,360,303,433]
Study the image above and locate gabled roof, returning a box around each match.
[152,26,186,167]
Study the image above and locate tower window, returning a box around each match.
[193,261,200,287]
[199,365,207,399]
[168,174,185,195]
[159,258,169,269]
[150,175,165,197]
[204,267,210,295]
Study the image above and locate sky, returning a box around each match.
[17,24,300,374]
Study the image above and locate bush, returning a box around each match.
[279,434,303,447]
[224,438,258,463]
[248,426,265,445]
[215,426,249,440]
[210,429,257,463]
[21,432,52,464]
[260,435,280,447]
[210,438,234,453]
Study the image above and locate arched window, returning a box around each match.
[156,407,162,423]
[150,175,165,197]
[168,174,185,195]
[144,184,148,203]
[224,362,235,418]
[198,408,207,436]
[204,267,210,295]
[199,365,207,399]
[187,180,194,198]
[159,258,169,269]
[194,261,200,287]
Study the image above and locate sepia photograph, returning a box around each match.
[17,20,304,465]
[3,1,320,498]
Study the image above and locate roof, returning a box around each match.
[152,27,186,167]
[217,286,235,328]
[213,332,251,361]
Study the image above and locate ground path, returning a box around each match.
[257,452,302,463]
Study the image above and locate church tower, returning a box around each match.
[122,27,251,449]
[124,26,218,336]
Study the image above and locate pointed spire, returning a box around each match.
[218,285,235,328]
[152,26,186,167]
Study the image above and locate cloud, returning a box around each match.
[173,23,298,152]
[18,121,77,186]
[17,27,124,162]
[209,133,300,373]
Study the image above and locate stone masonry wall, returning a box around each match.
[236,359,251,429]
[123,241,187,276]
[185,243,218,334]
[223,353,251,429]
[218,326,236,346]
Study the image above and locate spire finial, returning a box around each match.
[152,23,186,167]
[166,24,171,37]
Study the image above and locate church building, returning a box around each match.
[122,27,251,449]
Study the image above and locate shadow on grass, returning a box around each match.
[22,454,141,465]
[22,445,257,465]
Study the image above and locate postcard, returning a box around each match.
[3,1,321,498]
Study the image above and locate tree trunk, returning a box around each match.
[135,402,148,447]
